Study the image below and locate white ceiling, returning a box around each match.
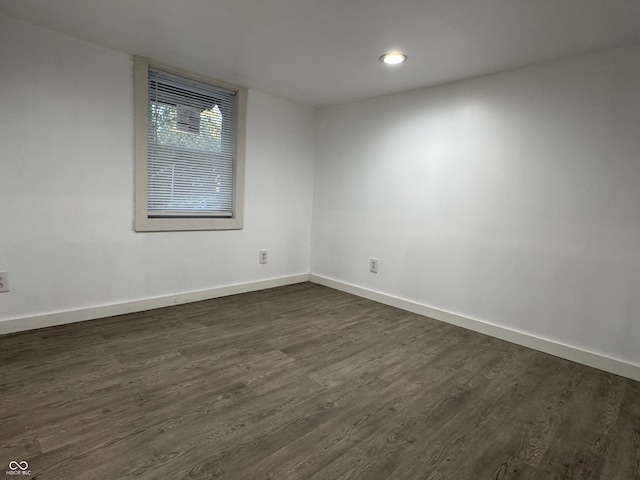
[1,0,639,107]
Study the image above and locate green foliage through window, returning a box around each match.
[150,101,223,152]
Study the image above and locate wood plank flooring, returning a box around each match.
[1,282,639,479]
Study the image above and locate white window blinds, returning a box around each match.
[147,67,238,218]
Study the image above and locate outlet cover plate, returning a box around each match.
[0,271,9,293]
[369,258,379,274]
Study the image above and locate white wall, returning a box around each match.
[312,45,640,366]
[0,15,316,325]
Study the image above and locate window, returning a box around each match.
[134,57,246,231]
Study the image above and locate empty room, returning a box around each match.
[1,1,639,479]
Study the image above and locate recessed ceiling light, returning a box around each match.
[379,51,407,66]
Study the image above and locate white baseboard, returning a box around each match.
[0,274,310,336]
[4,272,639,382]
[309,274,640,382]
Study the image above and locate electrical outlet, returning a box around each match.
[259,250,268,264]
[369,258,379,274]
[0,271,9,293]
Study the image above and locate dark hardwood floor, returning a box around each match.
[1,282,638,479]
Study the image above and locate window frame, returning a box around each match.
[134,56,247,232]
